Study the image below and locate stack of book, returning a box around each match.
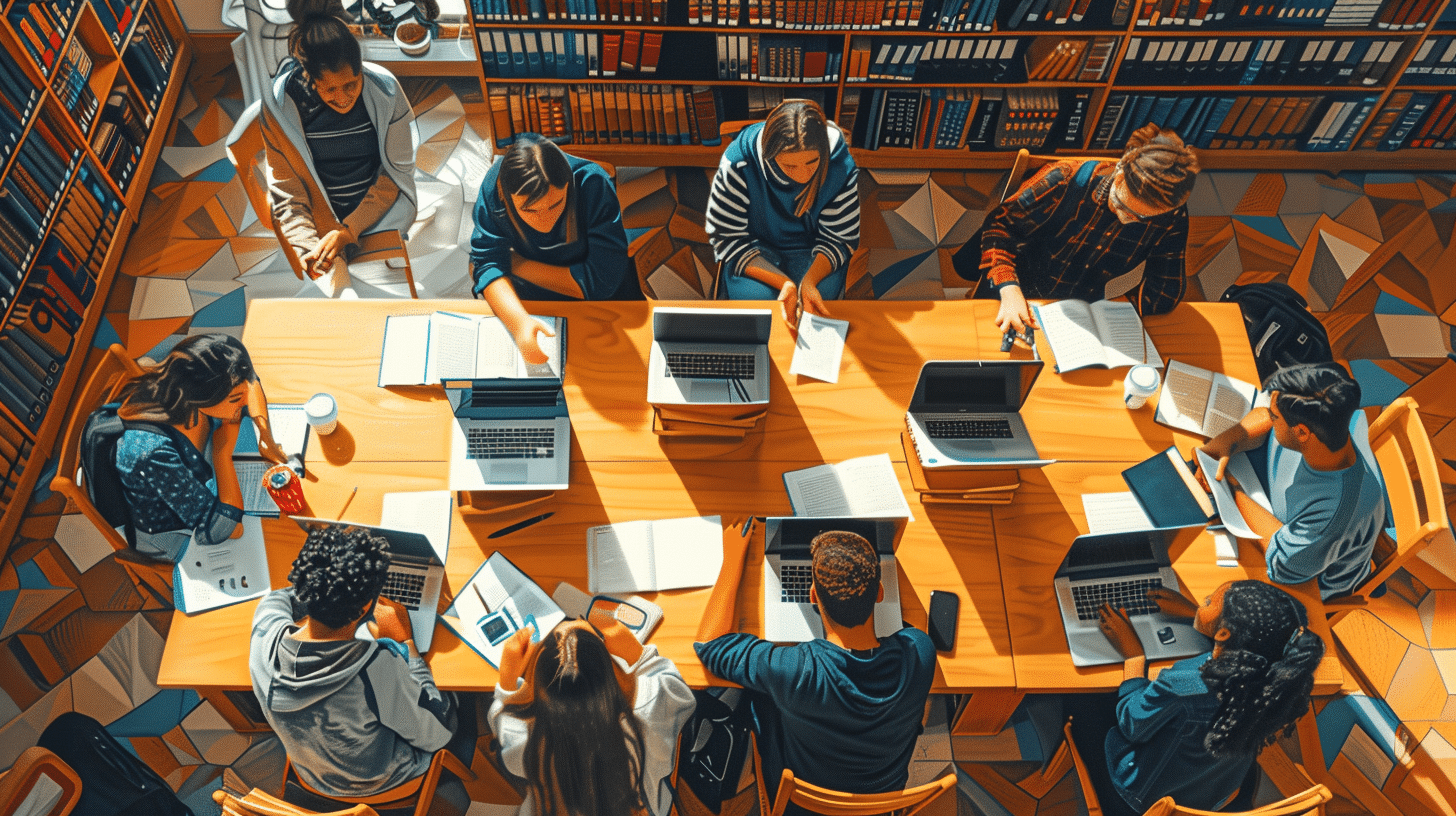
[53,38,99,134]
[0,49,40,180]
[472,0,667,23]
[91,0,140,47]
[1024,36,1118,82]
[0,107,79,277]
[120,2,176,113]
[994,88,1061,150]
[716,35,839,83]
[92,84,147,187]
[489,84,722,147]
[759,0,929,29]
[1364,90,1456,149]
[7,0,83,74]
[901,433,1021,504]
[1134,0,1416,28]
[1003,0,1099,27]
[1116,35,1403,86]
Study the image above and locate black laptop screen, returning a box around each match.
[654,310,772,345]
[769,518,892,556]
[1064,533,1159,572]
[925,370,1011,410]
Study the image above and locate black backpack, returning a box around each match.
[1220,282,1333,381]
[77,403,170,546]
[38,712,195,816]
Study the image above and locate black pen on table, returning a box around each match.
[488,512,554,539]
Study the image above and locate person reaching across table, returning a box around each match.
[950,124,1199,348]
[470,133,633,364]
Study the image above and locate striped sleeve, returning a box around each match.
[1134,211,1188,316]
[813,165,860,270]
[705,156,762,277]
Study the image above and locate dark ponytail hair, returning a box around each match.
[761,98,832,218]
[118,334,257,427]
[286,0,362,79]
[1200,581,1325,757]
[507,625,649,816]
[497,133,578,242]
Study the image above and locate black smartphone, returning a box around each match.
[928,591,959,652]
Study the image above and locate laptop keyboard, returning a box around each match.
[665,352,754,379]
[381,570,426,611]
[1071,578,1162,621]
[925,419,1013,439]
[466,427,555,459]
[779,563,813,603]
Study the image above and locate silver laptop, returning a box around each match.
[290,517,448,652]
[905,360,1053,469]
[446,378,571,491]
[647,307,772,405]
[1054,530,1209,667]
[762,516,907,642]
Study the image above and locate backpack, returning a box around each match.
[1219,282,1333,381]
[78,403,170,546]
[38,712,195,816]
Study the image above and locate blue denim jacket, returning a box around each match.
[1106,653,1253,813]
[116,418,242,561]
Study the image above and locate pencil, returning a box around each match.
[337,486,359,520]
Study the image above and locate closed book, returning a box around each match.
[620,29,642,71]
[639,31,662,73]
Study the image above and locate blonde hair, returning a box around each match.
[761,99,832,218]
[1120,123,1200,210]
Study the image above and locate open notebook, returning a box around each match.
[586,515,723,593]
[378,311,564,386]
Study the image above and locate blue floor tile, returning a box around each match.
[1374,291,1432,316]
[191,289,247,328]
[1348,359,1409,409]
[107,688,202,737]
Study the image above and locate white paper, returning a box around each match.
[379,312,563,387]
[378,314,432,386]
[430,311,481,382]
[174,516,269,614]
[441,552,566,667]
[1195,449,1273,540]
[588,515,723,593]
[785,454,913,520]
[1211,528,1240,567]
[13,773,63,816]
[1092,300,1163,369]
[789,314,849,383]
[381,491,453,562]
[1082,491,1155,534]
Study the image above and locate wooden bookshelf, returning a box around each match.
[0,0,191,551]
[471,0,1456,168]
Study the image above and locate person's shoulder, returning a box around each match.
[360,61,403,90]
[1156,653,1213,696]
[571,155,614,186]
[725,122,763,160]
[888,627,937,662]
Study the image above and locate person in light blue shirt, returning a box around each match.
[1197,362,1386,599]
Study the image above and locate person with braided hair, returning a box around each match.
[1085,580,1325,815]
[249,525,470,813]
[949,123,1199,347]
[694,530,935,813]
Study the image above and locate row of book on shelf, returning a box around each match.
[0,105,81,275]
[472,0,667,23]
[846,36,1023,82]
[717,35,841,81]
[118,3,177,111]
[0,48,41,170]
[1362,89,1456,148]
[1092,91,1381,151]
[479,29,664,78]
[488,83,724,147]
[8,0,140,74]
[1404,34,1456,81]
[848,86,1082,150]
[470,0,976,28]
[1136,0,1449,29]
[1117,35,1406,86]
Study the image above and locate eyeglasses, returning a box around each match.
[1110,167,1169,223]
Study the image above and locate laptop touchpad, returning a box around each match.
[492,461,528,482]
[689,380,730,403]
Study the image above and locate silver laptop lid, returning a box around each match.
[763,516,905,559]
[290,517,443,566]
[1057,530,1174,580]
[909,360,1043,413]
[444,379,566,420]
[653,307,773,345]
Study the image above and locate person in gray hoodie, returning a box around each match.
[250,525,465,813]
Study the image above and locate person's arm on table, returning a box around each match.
[976,167,1075,340]
[469,194,556,365]
[695,530,752,644]
[1224,474,1284,555]
[261,108,328,277]
[1098,603,1147,684]
[1197,407,1273,484]
[245,378,288,465]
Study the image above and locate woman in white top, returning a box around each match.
[488,611,695,816]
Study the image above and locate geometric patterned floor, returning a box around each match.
[4,40,1455,816]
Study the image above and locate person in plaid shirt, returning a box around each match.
[950,124,1200,347]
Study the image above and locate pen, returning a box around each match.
[1000,329,1016,352]
[488,512,554,539]
[336,486,358,520]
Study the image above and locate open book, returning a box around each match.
[440,552,567,668]
[1194,449,1274,540]
[173,516,269,614]
[1155,360,1260,439]
[783,454,913,519]
[587,515,724,593]
[378,311,564,387]
[1032,299,1162,373]
[233,404,310,516]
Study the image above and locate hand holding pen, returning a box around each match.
[1000,326,1036,352]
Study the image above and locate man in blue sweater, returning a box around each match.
[694,530,935,812]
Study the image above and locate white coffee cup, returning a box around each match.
[304,393,339,435]
[1124,365,1161,410]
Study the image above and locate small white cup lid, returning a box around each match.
[1129,365,1160,388]
[305,394,336,417]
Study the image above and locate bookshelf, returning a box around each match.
[470,0,1456,169]
[0,0,190,550]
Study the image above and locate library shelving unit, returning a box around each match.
[470,0,1456,170]
[0,0,191,549]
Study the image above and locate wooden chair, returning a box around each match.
[281,748,478,816]
[0,746,83,816]
[225,100,418,298]
[750,735,955,816]
[1323,396,1454,625]
[215,787,378,816]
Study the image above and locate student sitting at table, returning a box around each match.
[263,0,418,298]
[1197,362,1386,600]
[705,99,860,332]
[470,133,633,364]
[489,607,695,816]
[1089,580,1325,816]
[694,530,935,812]
[950,123,1198,347]
[250,524,470,814]
[115,334,285,562]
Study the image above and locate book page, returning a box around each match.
[378,314,431,386]
[474,316,518,379]
[841,454,914,518]
[1204,372,1257,438]
[1032,300,1108,372]
[428,312,481,382]
[444,553,565,667]
[174,516,269,614]
[527,316,563,379]
[648,515,724,590]
[789,313,850,383]
[1195,449,1272,540]
[380,491,453,561]
[1082,491,1156,534]
[1155,359,1214,436]
[265,403,311,459]
[588,520,658,593]
[234,460,275,515]
[1090,300,1162,369]
[784,464,855,517]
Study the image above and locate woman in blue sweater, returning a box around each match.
[1090,580,1325,815]
[470,133,632,364]
[705,99,860,330]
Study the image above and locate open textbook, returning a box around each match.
[783,453,913,519]
[1194,449,1274,540]
[233,403,310,516]
[174,516,269,614]
[378,311,564,386]
[1156,360,1260,440]
[440,552,567,668]
[1120,446,1215,530]
[1032,299,1162,373]
[587,515,723,593]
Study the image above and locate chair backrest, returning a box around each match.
[1139,784,1332,816]
[50,343,146,554]
[215,788,378,816]
[225,100,308,280]
[282,747,477,816]
[765,769,956,816]
[0,746,83,816]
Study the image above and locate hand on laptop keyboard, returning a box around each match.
[367,596,415,644]
[1097,603,1145,660]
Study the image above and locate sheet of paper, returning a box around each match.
[789,314,850,383]
[378,313,430,386]
[1082,491,1155,534]
[474,316,519,379]
[786,454,912,519]
[587,520,657,593]
[648,515,724,590]
[381,491,453,562]
[430,311,481,382]
[174,516,269,614]
[1211,528,1240,567]
[1092,300,1163,369]
[1195,449,1272,540]
[1204,373,1256,438]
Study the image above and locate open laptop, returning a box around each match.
[904,360,1053,469]
[1053,529,1210,667]
[290,517,448,652]
[762,516,907,642]
[446,378,571,491]
[647,307,773,405]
